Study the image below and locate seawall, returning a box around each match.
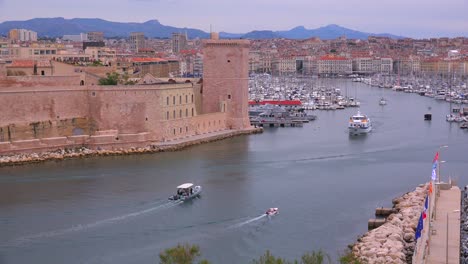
[352,184,428,264]
[0,128,263,167]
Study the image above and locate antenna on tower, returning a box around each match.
[210,24,213,33]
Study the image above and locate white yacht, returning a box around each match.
[349,111,372,135]
[379,97,387,105]
[168,183,202,201]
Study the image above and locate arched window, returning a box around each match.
[186,108,188,117]
[173,96,176,105]
[173,129,176,135]
[166,111,169,120]
[185,95,188,103]
[191,108,194,116]
[191,94,194,103]
[179,96,182,104]
[166,97,169,105]
[173,110,176,119]
[179,109,182,118]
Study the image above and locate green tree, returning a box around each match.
[301,251,331,264]
[252,250,294,264]
[159,244,210,264]
[338,249,362,264]
[98,72,119,85]
[252,250,330,264]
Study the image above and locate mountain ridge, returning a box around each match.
[0,18,404,40]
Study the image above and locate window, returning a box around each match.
[228,94,231,99]
[173,96,176,105]
[173,110,176,119]
[186,127,188,132]
[191,94,194,103]
[180,109,182,118]
[166,97,169,105]
[180,127,182,133]
[173,129,176,135]
[192,108,194,116]
[186,109,188,117]
[179,96,182,104]
[185,95,188,103]
[166,111,169,120]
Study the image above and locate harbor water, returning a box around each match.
[1,80,468,264]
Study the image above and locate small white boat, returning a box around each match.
[168,183,202,201]
[349,111,372,135]
[379,97,387,105]
[266,208,279,216]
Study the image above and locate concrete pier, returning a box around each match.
[413,182,461,264]
[427,185,461,264]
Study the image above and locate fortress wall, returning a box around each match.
[192,112,227,135]
[0,87,91,141]
[3,76,82,87]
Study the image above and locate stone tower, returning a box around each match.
[202,35,251,130]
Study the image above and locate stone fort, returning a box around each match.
[0,37,252,154]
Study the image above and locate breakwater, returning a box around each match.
[353,184,428,264]
[0,128,262,167]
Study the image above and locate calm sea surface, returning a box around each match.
[1,80,468,264]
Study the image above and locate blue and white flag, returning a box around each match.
[431,162,437,181]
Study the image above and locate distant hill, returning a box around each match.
[270,24,402,40]
[0,18,403,40]
[241,30,280,39]
[0,17,209,39]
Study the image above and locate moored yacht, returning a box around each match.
[379,97,387,105]
[349,111,372,135]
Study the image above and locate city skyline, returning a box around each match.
[0,0,467,38]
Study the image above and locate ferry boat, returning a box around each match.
[348,111,372,135]
[168,183,202,201]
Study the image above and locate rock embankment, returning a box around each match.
[461,188,468,264]
[0,129,262,167]
[352,184,428,264]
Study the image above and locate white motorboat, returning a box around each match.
[266,208,279,216]
[349,111,372,135]
[379,97,387,106]
[168,183,202,201]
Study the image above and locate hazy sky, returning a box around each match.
[0,0,467,38]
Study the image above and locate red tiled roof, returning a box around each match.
[180,49,198,55]
[249,100,302,106]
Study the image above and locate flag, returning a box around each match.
[431,162,437,181]
[415,213,423,240]
[429,182,433,194]
[433,152,439,163]
[423,196,428,219]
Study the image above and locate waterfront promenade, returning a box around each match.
[414,183,461,264]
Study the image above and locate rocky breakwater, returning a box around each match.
[0,128,263,167]
[352,184,428,264]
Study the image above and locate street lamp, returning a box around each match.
[439,160,447,184]
[437,145,448,183]
[446,209,460,264]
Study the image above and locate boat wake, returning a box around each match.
[227,214,267,229]
[4,200,183,247]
